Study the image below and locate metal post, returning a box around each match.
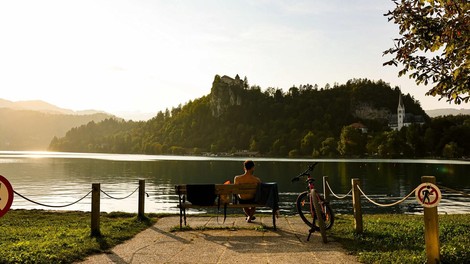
[91,183,101,237]
[323,176,330,202]
[351,178,363,234]
[138,179,145,220]
[422,176,440,264]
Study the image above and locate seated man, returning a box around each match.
[234,160,261,223]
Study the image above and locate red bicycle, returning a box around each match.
[291,162,334,232]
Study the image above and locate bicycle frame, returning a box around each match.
[292,162,319,216]
[292,162,334,234]
[304,171,328,223]
[306,176,317,220]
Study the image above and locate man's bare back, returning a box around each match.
[234,160,261,200]
[234,174,261,200]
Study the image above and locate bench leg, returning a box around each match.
[272,209,277,230]
[179,207,183,229]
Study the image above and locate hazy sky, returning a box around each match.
[1,0,468,118]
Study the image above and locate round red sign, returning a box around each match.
[415,183,441,208]
[0,175,14,217]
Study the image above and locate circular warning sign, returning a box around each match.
[415,183,441,208]
[0,175,14,217]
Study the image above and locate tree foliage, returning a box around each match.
[337,125,367,156]
[384,0,470,103]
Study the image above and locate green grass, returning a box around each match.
[330,214,470,264]
[0,210,468,264]
[0,210,155,264]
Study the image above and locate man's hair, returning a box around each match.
[244,160,255,170]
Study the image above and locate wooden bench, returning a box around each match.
[175,183,278,230]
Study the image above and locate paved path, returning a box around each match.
[78,215,359,264]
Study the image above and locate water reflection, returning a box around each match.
[0,151,468,214]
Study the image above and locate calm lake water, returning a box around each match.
[1,151,469,215]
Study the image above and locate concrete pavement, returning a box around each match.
[78,215,359,264]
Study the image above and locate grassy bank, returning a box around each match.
[330,214,470,264]
[0,210,155,264]
[0,210,468,263]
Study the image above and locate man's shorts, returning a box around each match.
[238,198,256,204]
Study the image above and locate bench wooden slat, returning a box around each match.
[175,183,258,195]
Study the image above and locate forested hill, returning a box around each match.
[48,75,470,158]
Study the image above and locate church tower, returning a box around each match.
[397,90,405,130]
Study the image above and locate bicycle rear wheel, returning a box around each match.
[296,191,334,230]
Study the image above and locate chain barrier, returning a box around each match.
[357,185,419,207]
[100,186,140,200]
[14,184,147,207]
[13,190,92,208]
[325,181,352,199]
[327,180,467,207]
[437,185,469,197]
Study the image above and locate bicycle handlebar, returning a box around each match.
[291,162,318,183]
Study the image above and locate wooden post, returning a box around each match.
[312,189,328,243]
[351,178,363,234]
[323,176,330,203]
[91,183,101,237]
[138,179,145,220]
[422,176,440,264]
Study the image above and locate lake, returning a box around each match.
[1,151,469,215]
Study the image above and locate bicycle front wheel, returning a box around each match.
[296,191,334,230]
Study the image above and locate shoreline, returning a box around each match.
[2,150,470,163]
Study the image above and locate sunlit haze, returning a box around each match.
[1,0,468,119]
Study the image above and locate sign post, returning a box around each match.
[0,175,14,218]
[417,176,441,264]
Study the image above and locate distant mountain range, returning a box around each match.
[0,98,106,115]
[0,98,156,121]
[425,108,470,117]
[0,98,116,150]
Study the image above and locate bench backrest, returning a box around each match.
[175,183,258,196]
